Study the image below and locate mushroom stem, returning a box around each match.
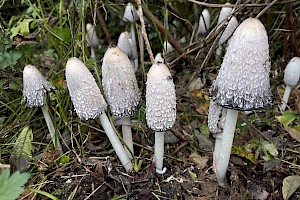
[90,47,96,60]
[280,85,292,111]
[41,105,63,154]
[130,23,138,71]
[216,109,238,187]
[154,131,166,173]
[213,132,223,172]
[120,116,134,159]
[98,113,133,172]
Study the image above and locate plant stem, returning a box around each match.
[130,22,138,70]
[216,109,238,187]
[120,116,134,159]
[41,105,63,154]
[280,85,291,111]
[98,114,133,172]
[154,131,165,172]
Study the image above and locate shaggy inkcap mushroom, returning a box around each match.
[117,31,137,61]
[209,18,272,187]
[198,9,211,35]
[66,57,133,172]
[23,65,55,108]
[23,65,62,153]
[102,46,140,117]
[146,62,176,174]
[280,57,300,111]
[86,23,100,49]
[210,18,273,110]
[66,58,107,120]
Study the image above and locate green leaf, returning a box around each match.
[232,145,257,163]
[14,126,33,158]
[10,19,34,40]
[188,170,198,183]
[0,169,30,200]
[0,50,22,69]
[52,26,71,43]
[59,155,70,164]
[276,111,297,126]
[282,176,300,200]
[261,141,278,161]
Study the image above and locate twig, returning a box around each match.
[136,0,155,63]
[188,0,297,8]
[171,141,190,156]
[96,5,112,44]
[255,0,278,19]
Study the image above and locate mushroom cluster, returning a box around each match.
[209,18,272,187]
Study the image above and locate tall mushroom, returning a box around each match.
[86,23,101,60]
[102,46,140,158]
[209,18,273,187]
[280,57,300,111]
[23,65,63,153]
[146,62,176,174]
[123,3,139,70]
[66,57,133,172]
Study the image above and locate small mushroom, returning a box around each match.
[280,57,300,111]
[146,62,176,174]
[86,23,101,60]
[198,9,211,35]
[209,18,272,187]
[123,3,139,70]
[163,40,173,53]
[102,46,140,158]
[23,65,63,153]
[117,31,137,68]
[154,53,164,63]
[66,57,133,172]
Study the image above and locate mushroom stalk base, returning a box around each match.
[99,114,133,172]
[280,85,292,111]
[216,109,238,188]
[154,131,165,172]
[91,47,96,60]
[41,105,63,154]
[121,116,134,159]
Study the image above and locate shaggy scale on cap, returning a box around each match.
[23,65,55,108]
[66,57,107,120]
[209,18,273,111]
[146,62,176,131]
[102,46,140,117]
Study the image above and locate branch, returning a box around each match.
[96,5,112,44]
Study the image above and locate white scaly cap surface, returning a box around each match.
[123,3,138,22]
[146,62,176,131]
[102,46,140,117]
[23,65,55,108]
[209,18,273,111]
[198,9,211,35]
[86,23,100,49]
[66,57,107,120]
[284,57,300,87]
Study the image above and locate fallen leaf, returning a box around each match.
[284,126,300,143]
[282,175,300,200]
[189,152,209,170]
[276,111,296,126]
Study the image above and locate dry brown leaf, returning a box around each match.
[284,126,300,143]
[282,175,300,200]
[189,152,209,170]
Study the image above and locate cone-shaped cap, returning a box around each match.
[209,18,273,111]
[23,65,55,108]
[284,57,300,87]
[66,57,107,120]
[146,62,176,131]
[155,53,164,63]
[86,23,100,49]
[217,3,233,25]
[123,3,138,22]
[102,46,140,117]
[117,31,137,60]
[198,9,211,35]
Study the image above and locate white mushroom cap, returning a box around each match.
[66,57,107,120]
[284,57,300,87]
[146,62,176,131]
[218,16,238,45]
[155,53,164,63]
[86,23,100,49]
[163,40,173,53]
[123,3,139,22]
[198,9,211,35]
[23,65,55,108]
[209,18,273,111]
[102,46,140,117]
[217,4,233,25]
[117,31,137,60]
